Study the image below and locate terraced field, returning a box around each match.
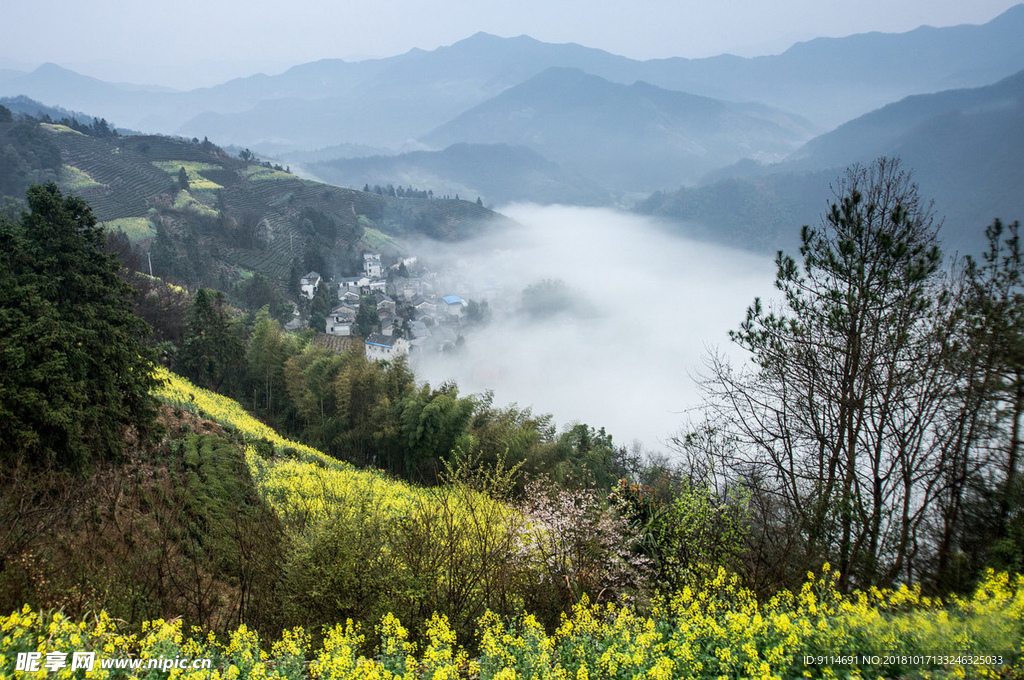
[173,188,220,216]
[100,216,156,241]
[152,160,225,190]
[39,121,501,300]
[60,164,105,191]
[50,129,175,221]
[118,135,226,163]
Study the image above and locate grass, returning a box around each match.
[60,165,105,191]
[101,216,156,241]
[39,123,83,135]
[174,189,220,217]
[362,226,401,251]
[152,161,225,190]
[244,165,294,181]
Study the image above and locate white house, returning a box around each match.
[375,293,396,314]
[411,296,436,315]
[339,274,386,295]
[326,305,356,336]
[363,253,382,278]
[379,314,400,336]
[300,271,321,300]
[364,333,409,362]
[442,295,467,318]
[338,275,372,292]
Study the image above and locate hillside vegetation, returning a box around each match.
[308,143,611,208]
[640,69,1024,254]
[3,94,1024,676]
[0,105,501,293]
[3,569,1023,679]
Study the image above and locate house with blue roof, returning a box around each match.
[442,295,467,318]
[364,333,409,362]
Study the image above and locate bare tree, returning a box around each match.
[930,219,1024,587]
[682,158,966,589]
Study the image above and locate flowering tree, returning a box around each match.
[516,478,650,619]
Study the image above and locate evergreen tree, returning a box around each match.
[308,311,326,333]
[353,295,378,338]
[179,288,245,393]
[149,221,179,281]
[0,183,160,470]
[288,257,302,299]
[688,158,952,589]
[309,279,333,320]
[247,307,285,416]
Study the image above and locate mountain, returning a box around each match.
[307,143,611,207]
[0,111,502,295]
[638,69,1024,255]
[1,94,105,127]
[171,33,639,150]
[421,68,815,194]
[2,7,1023,155]
[632,4,1024,130]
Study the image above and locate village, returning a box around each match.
[293,252,493,363]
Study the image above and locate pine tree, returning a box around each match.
[0,183,160,470]
[354,295,378,338]
[179,288,245,393]
[694,158,951,588]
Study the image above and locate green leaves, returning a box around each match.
[0,183,160,470]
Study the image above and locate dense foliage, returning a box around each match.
[676,158,1024,594]
[0,183,159,470]
[1,160,1022,677]
[154,368,645,643]
[0,106,61,212]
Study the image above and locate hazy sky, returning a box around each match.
[2,0,1021,89]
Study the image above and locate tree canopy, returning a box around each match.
[0,183,160,470]
[685,159,946,586]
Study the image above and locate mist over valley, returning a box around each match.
[2,3,1024,662]
[411,204,775,451]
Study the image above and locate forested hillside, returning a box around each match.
[0,103,501,295]
[639,69,1024,254]
[308,143,611,207]
[2,166,1023,678]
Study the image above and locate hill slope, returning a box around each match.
[422,67,816,194]
[638,69,1024,254]
[1,114,502,291]
[307,143,611,207]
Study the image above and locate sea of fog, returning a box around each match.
[411,204,776,455]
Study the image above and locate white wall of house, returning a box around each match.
[327,320,352,336]
[365,335,409,362]
[364,253,382,278]
[300,273,321,300]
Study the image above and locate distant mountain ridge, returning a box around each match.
[638,68,1024,255]
[422,67,816,193]
[0,6,1022,153]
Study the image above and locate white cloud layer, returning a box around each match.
[412,204,776,453]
